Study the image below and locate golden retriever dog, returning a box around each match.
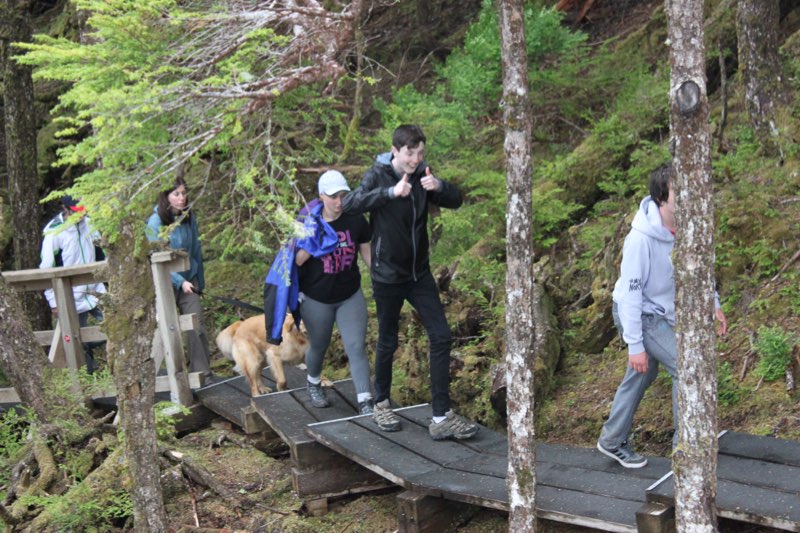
[216,314,312,397]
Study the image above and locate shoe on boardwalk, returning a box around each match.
[429,410,479,441]
[372,400,401,431]
[307,382,330,408]
[597,440,648,468]
[358,399,375,415]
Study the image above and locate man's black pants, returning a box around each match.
[372,270,452,417]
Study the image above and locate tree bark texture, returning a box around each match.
[498,1,537,531]
[104,216,166,532]
[736,0,790,151]
[0,274,53,424]
[666,1,719,531]
[1,0,49,328]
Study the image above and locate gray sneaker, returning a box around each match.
[358,399,374,416]
[597,440,648,468]
[429,410,479,441]
[372,400,401,431]
[307,382,330,408]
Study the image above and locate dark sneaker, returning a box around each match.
[307,382,330,408]
[372,400,401,431]
[358,399,374,416]
[597,440,648,468]
[429,410,479,441]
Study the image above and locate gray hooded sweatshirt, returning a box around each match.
[612,196,676,355]
[612,195,721,355]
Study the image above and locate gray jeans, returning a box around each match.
[599,303,678,449]
[300,289,372,400]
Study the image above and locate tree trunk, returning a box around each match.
[737,0,790,152]
[0,274,53,424]
[498,1,536,531]
[0,0,49,329]
[104,215,167,532]
[666,1,718,531]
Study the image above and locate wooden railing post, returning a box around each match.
[51,277,86,370]
[150,250,193,406]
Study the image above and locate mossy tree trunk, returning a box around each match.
[104,215,166,532]
[0,273,53,424]
[736,0,791,153]
[667,0,719,531]
[0,0,49,329]
[498,0,537,530]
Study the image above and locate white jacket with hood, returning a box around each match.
[39,212,106,313]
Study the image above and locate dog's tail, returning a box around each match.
[215,321,242,361]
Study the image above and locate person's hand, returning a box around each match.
[181,281,195,294]
[715,308,728,336]
[420,166,441,191]
[629,351,648,374]
[393,173,412,197]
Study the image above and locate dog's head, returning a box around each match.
[283,318,308,344]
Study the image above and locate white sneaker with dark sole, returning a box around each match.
[597,440,648,468]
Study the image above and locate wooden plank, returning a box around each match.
[307,416,442,488]
[2,261,107,291]
[636,502,675,533]
[535,462,656,501]
[536,485,640,533]
[397,490,470,533]
[406,466,506,510]
[291,463,389,499]
[150,254,192,406]
[397,404,509,457]
[195,378,259,429]
[719,431,800,467]
[648,474,800,530]
[538,442,671,480]
[717,453,800,494]
[51,277,85,369]
[35,325,107,346]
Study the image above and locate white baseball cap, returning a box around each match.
[318,170,351,196]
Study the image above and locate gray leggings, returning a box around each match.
[300,289,372,398]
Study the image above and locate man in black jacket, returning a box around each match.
[343,124,478,441]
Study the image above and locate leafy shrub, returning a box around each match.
[753,326,796,381]
[0,408,34,494]
[718,361,746,406]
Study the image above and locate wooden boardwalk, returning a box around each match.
[194,373,800,532]
[251,378,390,511]
[307,404,671,532]
[194,366,308,433]
[647,431,800,532]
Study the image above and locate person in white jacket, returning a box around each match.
[39,195,106,373]
[597,164,727,468]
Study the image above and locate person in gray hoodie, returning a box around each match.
[597,164,727,468]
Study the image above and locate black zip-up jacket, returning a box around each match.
[342,152,463,284]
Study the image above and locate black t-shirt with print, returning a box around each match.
[299,213,371,304]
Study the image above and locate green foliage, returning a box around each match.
[0,408,35,494]
[718,361,746,406]
[16,0,350,254]
[18,487,133,531]
[154,401,190,441]
[753,326,796,382]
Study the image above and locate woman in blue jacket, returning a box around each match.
[146,177,211,377]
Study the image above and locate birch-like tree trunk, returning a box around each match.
[104,217,166,532]
[737,0,790,151]
[0,273,53,424]
[666,0,718,531]
[0,0,49,329]
[498,1,536,531]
